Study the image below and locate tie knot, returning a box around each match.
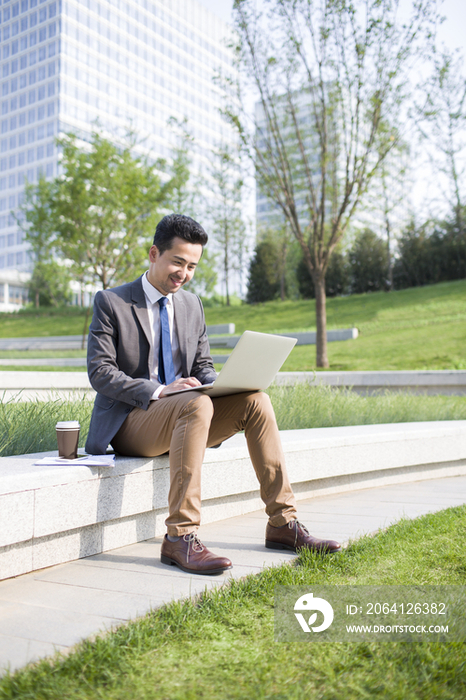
[158,296,169,309]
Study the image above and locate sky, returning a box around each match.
[198,0,466,57]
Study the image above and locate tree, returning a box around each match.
[20,131,173,292]
[349,229,388,294]
[418,50,466,229]
[246,239,280,303]
[208,143,249,306]
[225,0,439,366]
[28,259,72,307]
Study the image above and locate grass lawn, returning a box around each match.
[0,279,465,371]
[1,505,465,699]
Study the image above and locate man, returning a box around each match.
[86,214,340,575]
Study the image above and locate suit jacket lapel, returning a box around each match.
[173,292,188,376]
[131,277,153,370]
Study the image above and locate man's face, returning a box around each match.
[147,236,203,295]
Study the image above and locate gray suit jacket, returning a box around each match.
[85,276,216,455]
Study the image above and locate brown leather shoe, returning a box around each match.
[265,520,341,554]
[161,533,233,575]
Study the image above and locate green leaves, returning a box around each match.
[20,131,182,293]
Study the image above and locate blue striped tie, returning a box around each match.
[157,296,176,385]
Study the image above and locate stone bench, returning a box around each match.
[1,421,465,581]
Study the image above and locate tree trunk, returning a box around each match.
[314,276,329,368]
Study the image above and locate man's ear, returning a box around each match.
[149,245,160,263]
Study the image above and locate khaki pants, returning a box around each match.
[112,390,297,536]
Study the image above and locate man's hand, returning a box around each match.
[159,377,202,397]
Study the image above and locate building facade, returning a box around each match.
[0,0,234,299]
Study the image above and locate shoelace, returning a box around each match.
[182,533,205,561]
[288,520,309,546]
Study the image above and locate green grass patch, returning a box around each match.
[1,506,465,699]
[0,396,92,456]
[267,384,466,429]
[1,388,465,457]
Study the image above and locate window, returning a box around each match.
[3,8,11,22]
[37,105,44,119]
[29,89,36,104]
[48,43,55,57]
[27,148,34,162]
[12,40,19,55]
[29,70,36,85]
[28,128,34,142]
[36,144,44,158]
[10,97,17,110]
[49,22,56,37]
[39,47,46,61]
[3,27,11,42]
[30,12,38,27]
[47,81,54,96]
[19,132,26,146]
[2,84,9,98]
[39,27,46,42]
[38,66,45,80]
[21,1,29,12]
[2,66,9,79]
[13,4,20,18]
[0,140,6,152]
[18,151,25,164]
[28,108,35,123]
[20,55,27,69]
[11,60,18,74]
[1,103,7,116]
[47,102,54,116]
[46,121,54,136]
[17,171,25,185]
[9,135,16,148]
[3,46,10,61]
[8,175,15,187]
[12,22,20,37]
[19,94,27,108]
[46,141,53,156]
[30,31,37,46]
[20,74,27,89]
[39,8,47,22]
[49,2,56,18]
[46,162,53,177]
[11,77,18,92]
[48,62,55,76]
[9,155,16,168]
[21,17,28,32]
[30,51,37,65]
[36,124,44,138]
[19,112,26,126]
[20,36,28,51]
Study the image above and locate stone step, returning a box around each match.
[1,421,465,581]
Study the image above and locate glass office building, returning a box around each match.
[0,0,234,291]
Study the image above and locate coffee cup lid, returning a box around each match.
[56,421,80,429]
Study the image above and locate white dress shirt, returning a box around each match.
[141,271,183,399]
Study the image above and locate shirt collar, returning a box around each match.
[141,272,173,306]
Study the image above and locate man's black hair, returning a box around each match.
[153,214,208,254]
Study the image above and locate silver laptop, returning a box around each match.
[165,330,297,398]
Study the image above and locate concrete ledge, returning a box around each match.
[275,370,466,396]
[0,325,235,352]
[209,328,358,349]
[1,420,466,581]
